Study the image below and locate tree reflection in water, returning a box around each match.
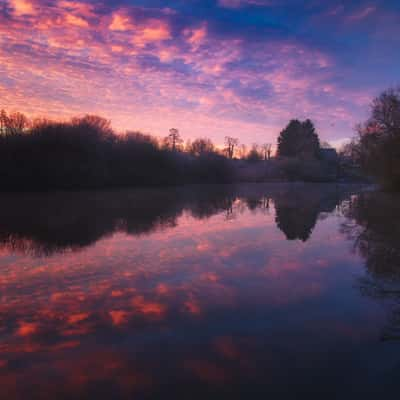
[0,184,360,256]
[341,191,400,341]
[274,185,346,241]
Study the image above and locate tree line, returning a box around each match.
[0,110,342,189]
[0,114,235,190]
[0,109,299,191]
[1,85,398,190]
[0,109,274,161]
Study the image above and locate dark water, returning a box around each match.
[1,183,400,399]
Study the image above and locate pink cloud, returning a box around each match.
[0,0,372,145]
[65,13,89,27]
[8,0,36,16]
[57,0,97,18]
[132,19,171,47]
[109,12,133,31]
[185,24,208,50]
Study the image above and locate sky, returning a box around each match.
[1,0,399,147]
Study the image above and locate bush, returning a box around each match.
[0,115,233,191]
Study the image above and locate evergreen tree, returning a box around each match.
[277,119,320,158]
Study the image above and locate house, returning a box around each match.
[320,148,338,163]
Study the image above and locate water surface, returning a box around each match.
[1,184,400,399]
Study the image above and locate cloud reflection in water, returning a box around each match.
[0,184,398,399]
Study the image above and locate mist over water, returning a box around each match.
[1,183,399,399]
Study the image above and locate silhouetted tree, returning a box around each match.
[277,119,320,159]
[246,143,263,162]
[31,117,53,130]
[261,143,272,160]
[0,111,233,190]
[165,128,183,152]
[224,136,239,159]
[355,86,400,190]
[188,137,215,156]
[72,114,113,136]
[339,139,360,163]
[0,110,30,135]
[0,109,7,134]
[237,143,247,159]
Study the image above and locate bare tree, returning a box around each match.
[31,117,52,130]
[188,137,214,156]
[184,139,192,153]
[0,109,7,135]
[261,143,272,160]
[0,111,30,135]
[371,86,400,136]
[247,143,263,162]
[356,86,400,189]
[237,143,247,159]
[167,128,183,151]
[224,136,239,159]
[338,139,361,165]
[72,114,113,137]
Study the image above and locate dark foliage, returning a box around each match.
[0,109,360,189]
[277,119,320,159]
[187,137,215,156]
[355,87,400,190]
[0,114,233,191]
[246,144,263,162]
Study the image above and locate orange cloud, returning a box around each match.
[185,24,207,50]
[68,313,89,324]
[132,296,166,316]
[0,0,374,157]
[132,20,171,47]
[9,0,36,16]
[109,310,129,326]
[109,13,133,31]
[65,13,89,27]
[142,23,171,41]
[57,0,96,18]
[17,322,38,337]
